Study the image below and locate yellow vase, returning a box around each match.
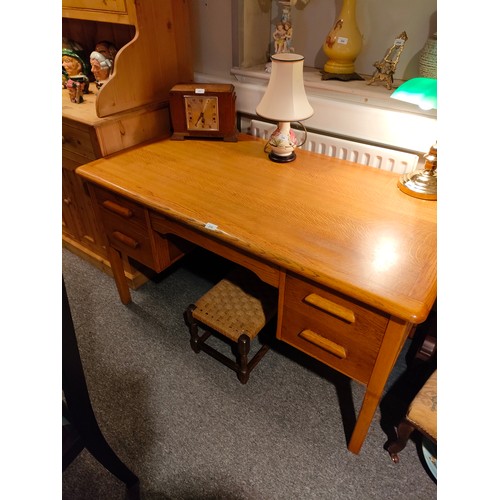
[322,0,362,75]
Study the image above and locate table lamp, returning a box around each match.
[256,53,314,162]
[390,77,437,200]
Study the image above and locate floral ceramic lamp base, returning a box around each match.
[266,122,299,163]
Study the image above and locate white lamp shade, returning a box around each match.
[256,53,314,122]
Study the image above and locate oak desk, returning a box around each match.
[76,134,437,454]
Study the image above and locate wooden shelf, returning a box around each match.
[62,0,193,117]
[62,0,193,285]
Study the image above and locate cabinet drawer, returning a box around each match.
[94,186,149,229]
[92,186,157,268]
[62,121,99,162]
[280,274,390,384]
[91,185,186,272]
[62,0,135,24]
[62,0,127,14]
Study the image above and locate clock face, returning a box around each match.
[185,96,219,131]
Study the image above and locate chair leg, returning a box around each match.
[63,277,139,489]
[385,420,415,463]
[83,430,139,487]
[237,334,251,384]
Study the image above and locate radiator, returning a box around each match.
[248,119,418,174]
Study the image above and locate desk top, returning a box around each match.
[77,134,436,323]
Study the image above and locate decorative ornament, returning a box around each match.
[66,76,88,104]
[419,33,437,78]
[367,32,408,90]
[272,1,295,55]
[321,0,363,81]
[62,38,90,93]
[89,41,117,91]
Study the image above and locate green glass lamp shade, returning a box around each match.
[390,77,437,110]
[390,77,437,200]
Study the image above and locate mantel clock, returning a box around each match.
[169,83,238,141]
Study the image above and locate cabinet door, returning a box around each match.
[62,160,106,257]
[62,164,83,242]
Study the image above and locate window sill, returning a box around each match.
[231,65,436,118]
[194,67,437,153]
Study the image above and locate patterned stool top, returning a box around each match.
[193,268,277,342]
[407,370,437,441]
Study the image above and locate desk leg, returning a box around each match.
[107,246,132,304]
[348,317,411,454]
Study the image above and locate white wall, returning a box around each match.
[188,1,234,78]
[188,0,437,81]
[186,0,437,155]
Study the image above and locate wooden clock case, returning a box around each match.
[169,83,238,142]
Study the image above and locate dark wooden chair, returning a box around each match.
[62,277,139,494]
[385,370,437,472]
[184,268,277,384]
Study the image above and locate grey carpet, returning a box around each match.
[62,247,437,499]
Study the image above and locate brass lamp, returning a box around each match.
[390,77,437,200]
[256,53,314,162]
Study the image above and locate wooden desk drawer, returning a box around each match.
[62,121,99,162]
[280,274,390,384]
[94,186,149,229]
[92,185,182,272]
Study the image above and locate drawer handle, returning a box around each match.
[102,200,134,218]
[111,231,139,249]
[299,329,347,359]
[304,293,355,324]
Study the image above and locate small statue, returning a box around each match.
[66,76,88,104]
[90,41,118,90]
[284,21,293,53]
[273,23,287,54]
[94,40,118,66]
[62,38,90,93]
[266,1,296,71]
[367,32,408,90]
[90,52,112,90]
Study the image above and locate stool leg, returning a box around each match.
[237,334,251,384]
[385,420,415,463]
[186,304,211,353]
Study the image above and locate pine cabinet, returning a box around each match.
[62,0,193,286]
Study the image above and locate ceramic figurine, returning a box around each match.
[90,51,112,90]
[273,23,287,54]
[90,41,117,90]
[94,40,118,68]
[62,38,90,93]
[66,76,89,104]
[284,21,293,53]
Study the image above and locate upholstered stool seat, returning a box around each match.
[386,370,437,464]
[184,268,277,384]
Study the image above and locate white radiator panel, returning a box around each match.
[248,119,418,174]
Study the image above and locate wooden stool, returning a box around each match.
[184,269,277,384]
[386,370,437,465]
